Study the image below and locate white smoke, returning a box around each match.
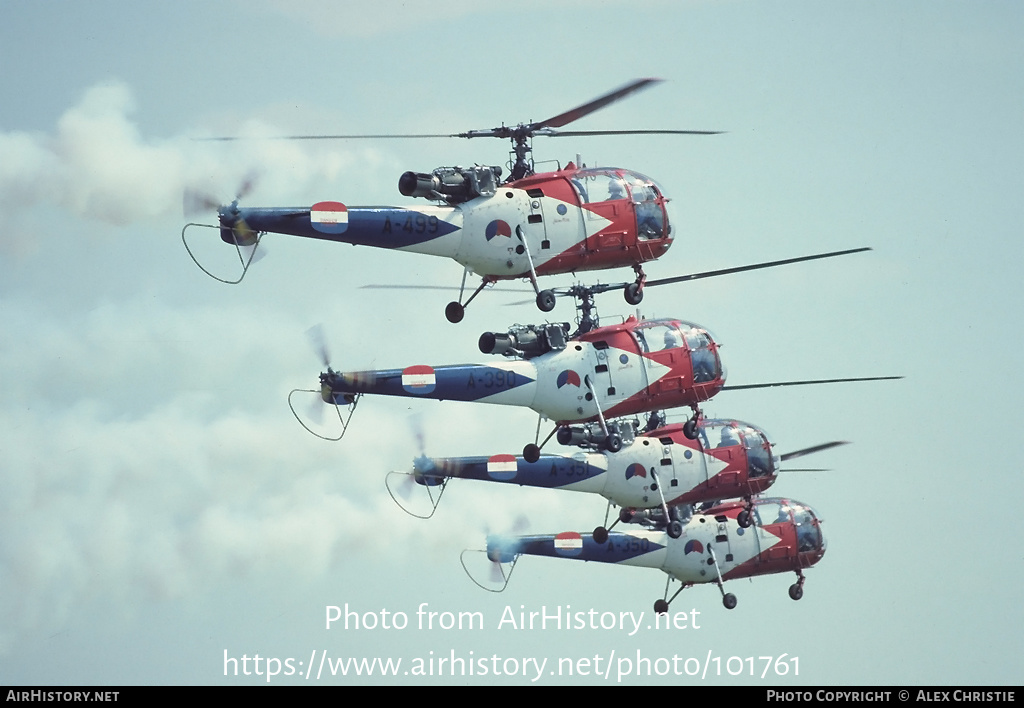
[0,81,586,655]
[0,80,388,247]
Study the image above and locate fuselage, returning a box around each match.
[487,498,826,586]
[414,418,777,510]
[321,316,725,425]
[220,166,674,281]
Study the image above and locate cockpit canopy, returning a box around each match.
[754,499,824,553]
[698,418,778,479]
[632,319,722,382]
[569,168,671,240]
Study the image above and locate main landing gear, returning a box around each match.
[624,264,646,306]
[736,497,755,528]
[445,269,497,324]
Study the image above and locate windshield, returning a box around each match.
[699,419,777,479]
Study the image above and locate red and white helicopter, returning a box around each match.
[389,416,844,543]
[469,497,826,612]
[183,78,868,322]
[298,314,898,461]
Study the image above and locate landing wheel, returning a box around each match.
[683,418,698,440]
[523,443,540,464]
[624,282,644,306]
[536,290,556,312]
[788,583,804,601]
[654,599,669,614]
[737,510,751,528]
[619,508,635,524]
[445,301,465,323]
[605,433,622,453]
[592,526,609,544]
[723,593,737,610]
[667,520,683,539]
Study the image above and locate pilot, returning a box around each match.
[663,327,682,349]
[796,512,818,551]
[607,179,626,200]
[718,426,740,447]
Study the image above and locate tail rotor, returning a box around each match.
[181,175,267,284]
[288,324,359,441]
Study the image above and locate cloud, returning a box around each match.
[0,293,588,653]
[0,81,389,252]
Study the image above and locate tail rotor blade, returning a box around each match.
[306,324,332,369]
[183,189,221,218]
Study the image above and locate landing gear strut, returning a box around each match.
[624,264,646,306]
[737,497,754,528]
[445,270,495,323]
[682,407,701,440]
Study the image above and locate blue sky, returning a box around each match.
[1,0,1021,685]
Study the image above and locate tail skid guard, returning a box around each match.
[182,222,265,285]
[384,471,448,519]
[460,549,520,593]
[288,388,360,442]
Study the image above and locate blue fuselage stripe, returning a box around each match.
[238,207,460,248]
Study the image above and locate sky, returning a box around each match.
[1,0,1021,686]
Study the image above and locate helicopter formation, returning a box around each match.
[184,78,898,612]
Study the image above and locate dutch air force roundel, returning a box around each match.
[485,219,512,241]
[556,370,581,388]
[624,463,647,480]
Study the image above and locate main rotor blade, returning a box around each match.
[197,133,461,142]
[535,78,663,130]
[721,375,903,392]
[780,441,849,462]
[644,247,873,289]
[548,129,723,137]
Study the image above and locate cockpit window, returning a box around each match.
[634,323,683,353]
[754,501,790,527]
[626,174,666,239]
[701,419,776,478]
[793,506,822,552]
[573,170,628,204]
[744,428,774,479]
[679,325,719,382]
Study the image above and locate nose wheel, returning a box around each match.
[788,570,806,600]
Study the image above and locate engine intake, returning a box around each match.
[399,165,503,203]
[479,323,569,359]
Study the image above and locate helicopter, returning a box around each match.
[181,77,854,323]
[469,497,825,613]
[389,417,845,543]
[297,314,899,461]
